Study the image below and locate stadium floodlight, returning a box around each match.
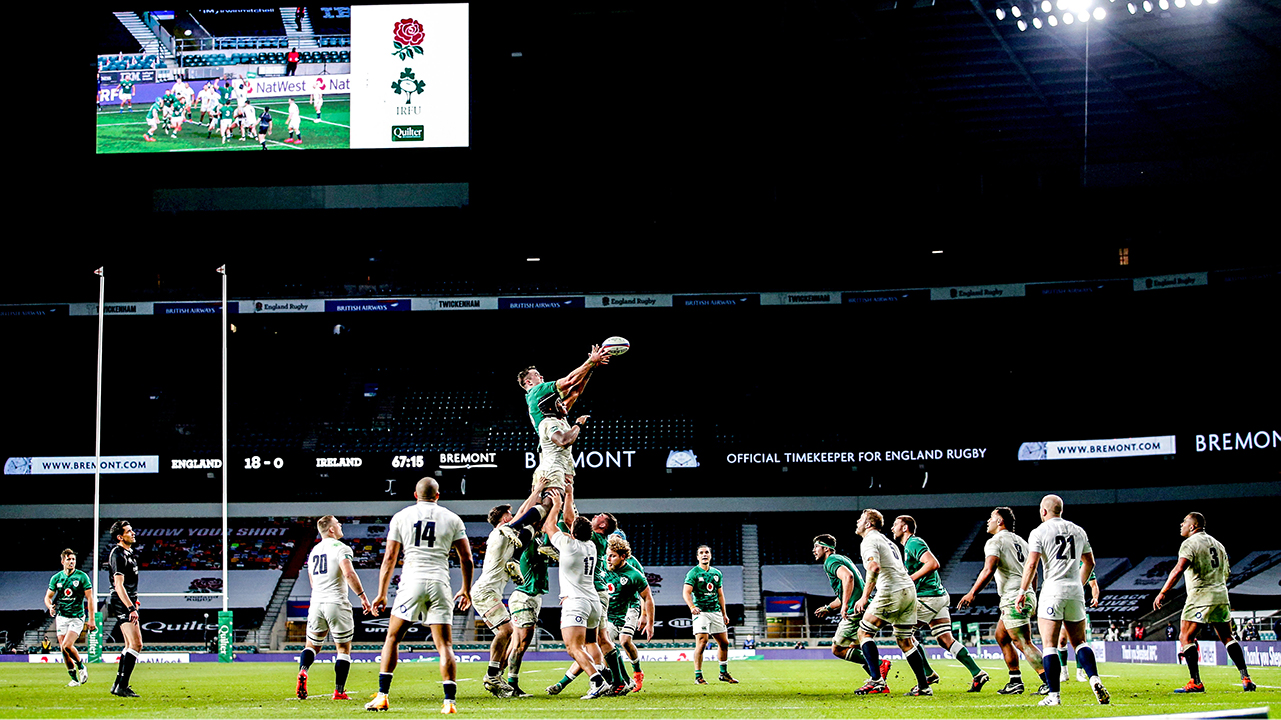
[1143,0,1154,10]
[1064,10,1075,21]
[1012,4,1022,16]
[1018,17,1028,27]
[1094,6,1106,17]
[1159,0,1169,9]
[1128,2,1137,11]
[996,6,1007,19]
[1042,0,1053,10]
[1049,13,1059,23]
[1033,16,1044,26]
[1175,0,1185,7]
[1078,8,1090,19]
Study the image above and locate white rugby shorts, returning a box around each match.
[559,596,602,629]
[693,608,727,636]
[55,616,85,638]
[307,602,355,644]
[391,577,454,626]
[509,590,542,629]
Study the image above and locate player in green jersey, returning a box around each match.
[118,80,134,112]
[603,535,654,694]
[812,534,890,684]
[45,549,95,687]
[611,529,648,690]
[1155,512,1255,693]
[505,527,551,697]
[893,515,990,692]
[517,345,610,432]
[502,347,610,545]
[143,98,166,142]
[684,545,736,684]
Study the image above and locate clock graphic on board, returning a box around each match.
[4,457,32,475]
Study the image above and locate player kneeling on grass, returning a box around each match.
[1154,511,1256,693]
[811,535,891,686]
[298,516,372,701]
[45,549,94,687]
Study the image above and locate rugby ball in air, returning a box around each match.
[603,336,630,356]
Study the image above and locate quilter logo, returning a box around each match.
[392,125,424,142]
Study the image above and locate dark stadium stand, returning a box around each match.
[190,9,284,39]
[99,12,142,56]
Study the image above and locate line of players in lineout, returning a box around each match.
[44,344,1259,709]
[114,76,322,146]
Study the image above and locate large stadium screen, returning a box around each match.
[95,4,469,153]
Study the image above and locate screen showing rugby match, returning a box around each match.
[95,5,469,152]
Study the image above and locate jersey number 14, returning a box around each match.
[412,521,437,547]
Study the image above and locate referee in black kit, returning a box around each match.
[107,520,143,697]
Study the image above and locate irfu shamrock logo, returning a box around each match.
[391,67,426,104]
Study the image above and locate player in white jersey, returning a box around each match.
[959,507,1048,695]
[473,486,546,699]
[544,483,612,700]
[198,83,217,122]
[298,516,372,701]
[366,478,473,714]
[1017,494,1110,706]
[310,77,325,118]
[1154,512,1256,693]
[236,100,256,139]
[851,509,933,697]
[285,97,303,144]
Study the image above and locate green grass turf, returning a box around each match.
[95,97,350,153]
[0,658,1275,718]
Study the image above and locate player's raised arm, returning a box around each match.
[544,491,564,537]
[960,555,1000,608]
[549,416,587,448]
[556,346,609,395]
[562,480,578,528]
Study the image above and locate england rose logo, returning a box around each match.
[392,18,425,61]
